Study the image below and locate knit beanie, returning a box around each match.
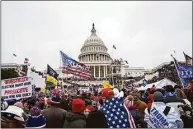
[26,106,46,128]
[30,106,41,116]
[72,98,85,113]
[154,91,164,101]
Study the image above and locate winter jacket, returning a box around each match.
[42,106,67,128]
[63,112,86,128]
[128,105,147,128]
[144,102,184,128]
[134,100,148,118]
[128,105,141,120]
[164,96,186,114]
[86,110,108,128]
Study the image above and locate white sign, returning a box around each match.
[147,103,170,128]
[1,76,32,100]
[78,87,89,92]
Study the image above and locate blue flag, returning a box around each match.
[173,57,193,87]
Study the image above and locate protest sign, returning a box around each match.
[1,76,32,100]
[147,103,169,128]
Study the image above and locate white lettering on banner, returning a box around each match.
[1,77,32,100]
[180,70,193,78]
[147,104,169,128]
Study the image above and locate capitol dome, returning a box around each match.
[78,23,112,78]
[79,23,111,62]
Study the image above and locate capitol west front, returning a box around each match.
[78,24,112,78]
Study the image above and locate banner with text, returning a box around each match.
[1,76,32,100]
[147,103,170,128]
[173,57,193,87]
[60,51,92,79]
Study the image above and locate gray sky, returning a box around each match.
[2,1,192,71]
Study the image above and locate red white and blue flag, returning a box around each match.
[173,57,193,87]
[60,51,91,79]
[100,97,136,128]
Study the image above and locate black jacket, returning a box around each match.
[63,112,86,128]
[86,110,108,128]
[164,96,186,104]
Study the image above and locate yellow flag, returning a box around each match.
[46,75,58,86]
[40,87,46,93]
[102,81,114,88]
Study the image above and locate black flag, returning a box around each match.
[47,64,59,79]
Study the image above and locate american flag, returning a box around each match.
[60,51,91,79]
[100,97,136,128]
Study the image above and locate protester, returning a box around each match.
[1,98,8,111]
[1,106,26,128]
[144,91,184,128]
[42,96,67,128]
[26,106,46,128]
[125,95,146,128]
[86,110,108,128]
[60,96,70,111]
[164,85,186,113]
[132,92,148,119]
[63,98,86,128]
[84,105,95,117]
[100,88,136,128]
[124,95,134,108]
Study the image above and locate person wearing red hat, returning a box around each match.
[63,98,86,128]
[101,88,114,99]
[42,96,67,128]
[84,105,95,117]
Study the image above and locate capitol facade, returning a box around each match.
[78,23,112,78]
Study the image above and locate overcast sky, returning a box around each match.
[2,1,192,71]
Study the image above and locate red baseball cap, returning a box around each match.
[101,88,114,98]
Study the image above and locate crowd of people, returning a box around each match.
[1,80,193,128]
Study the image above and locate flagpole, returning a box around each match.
[171,54,184,87]
[111,47,114,87]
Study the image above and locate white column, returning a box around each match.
[104,66,105,77]
[94,66,96,78]
[106,66,108,75]
[99,65,100,78]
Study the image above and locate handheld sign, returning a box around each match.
[147,103,170,128]
[1,77,32,100]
